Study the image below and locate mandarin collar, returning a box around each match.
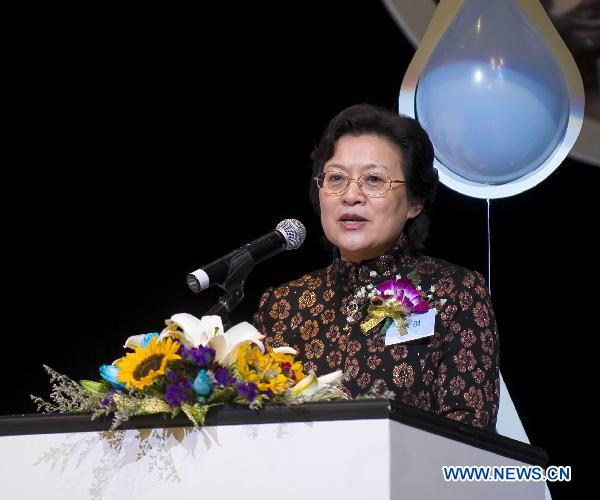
[330,233,414,289]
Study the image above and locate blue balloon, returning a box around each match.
[415,0,570,185]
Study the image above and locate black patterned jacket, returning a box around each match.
[253,234,500,431]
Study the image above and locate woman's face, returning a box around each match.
[319,134,423,263]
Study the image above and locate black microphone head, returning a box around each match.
[275,219,306,250]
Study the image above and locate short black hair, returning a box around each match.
[310,103,438,253]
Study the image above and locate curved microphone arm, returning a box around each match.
[203,249,255,330]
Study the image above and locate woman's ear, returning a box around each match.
[407,201,424,220]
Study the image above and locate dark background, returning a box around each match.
[6,2,596,498]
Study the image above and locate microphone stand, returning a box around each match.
[203,249,255,331]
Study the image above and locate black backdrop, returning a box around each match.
[7,3,595,498]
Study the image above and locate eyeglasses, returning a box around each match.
[314,171,407,197]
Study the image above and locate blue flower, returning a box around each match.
[193,369,213,397]
[99,364,126,390]
[140,332,160,348]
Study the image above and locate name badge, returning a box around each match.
[384,308,437,346]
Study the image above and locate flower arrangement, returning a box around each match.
[32,314,345,429]
[348,270,434,335]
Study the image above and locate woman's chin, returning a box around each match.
[335,236,373,259]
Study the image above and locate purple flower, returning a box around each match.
[214,367,237,386]
[101,388,116,407]
[376,277,429,313]
[165,372,195,408]
[236,382,257,402]
[180,346,215,367]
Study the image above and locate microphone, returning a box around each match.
[186,219,306,293]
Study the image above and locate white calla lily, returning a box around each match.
[316,370,343,388]
[160,313,224,348]
[123,334,147,349]
[123,332,160,350]
[291,372,318,396]
[272,346,297,356]
[291,369,344,397]
[209,321,265,366]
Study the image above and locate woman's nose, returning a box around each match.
[341,179,366,204]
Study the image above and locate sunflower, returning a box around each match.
[116,336,181,390]
[236,343,290,395]
[268,346,306,384]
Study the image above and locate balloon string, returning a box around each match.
[486,198,492,297]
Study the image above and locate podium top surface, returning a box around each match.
[0,399,547,466]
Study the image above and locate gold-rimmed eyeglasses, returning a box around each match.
[314,171,407,197]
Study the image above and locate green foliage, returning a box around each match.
[208,386,236,404]
[180,402,222,427]
[80,379,109,394]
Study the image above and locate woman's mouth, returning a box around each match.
[338,215,368,230]
[339,221,367,230]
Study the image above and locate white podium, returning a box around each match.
[0,400,547,500]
